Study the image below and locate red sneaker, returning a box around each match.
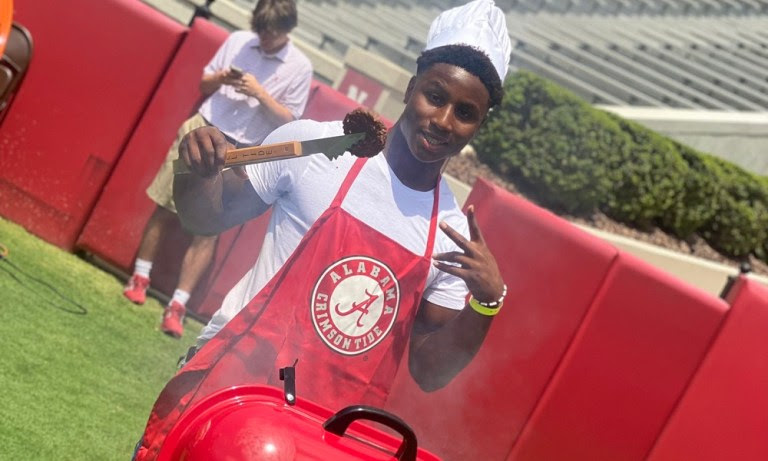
[161,300,186,338]
[123,274,150,305]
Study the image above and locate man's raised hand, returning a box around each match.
[432,205,505,305]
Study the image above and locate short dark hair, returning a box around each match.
[416,45,503,108]
[250,0,298,33]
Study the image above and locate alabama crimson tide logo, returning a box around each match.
[311,256,400,355]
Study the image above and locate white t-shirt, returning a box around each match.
[197,120,470,344]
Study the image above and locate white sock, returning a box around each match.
[134,258,153,278]
[171,289,191,306]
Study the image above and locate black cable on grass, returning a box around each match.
[0,243,88,315]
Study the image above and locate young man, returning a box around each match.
[135,1,510,458]
[123,0,312,338]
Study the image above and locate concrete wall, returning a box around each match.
[600,106,768,177]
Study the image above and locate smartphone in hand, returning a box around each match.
[229,65,245,77]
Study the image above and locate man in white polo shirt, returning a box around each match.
[123,0,312,339]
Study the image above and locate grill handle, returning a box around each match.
[323,405,418,461]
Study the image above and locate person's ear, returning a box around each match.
[403,77,416,103]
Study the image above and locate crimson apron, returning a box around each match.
[137,157,440,460]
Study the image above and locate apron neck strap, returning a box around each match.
[424,178,440,257]
[332,156,441,258]
[331,157,367,208]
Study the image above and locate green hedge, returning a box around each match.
[472,72,620,213]
[602,115,688,228]
[701,157,768,257]
[473,70,768,260]
[658,145,721,240]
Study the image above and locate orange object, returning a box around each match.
[0,0,12,57]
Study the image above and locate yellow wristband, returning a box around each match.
[469,296,502,316]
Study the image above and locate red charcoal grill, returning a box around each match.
[157,362,441,460]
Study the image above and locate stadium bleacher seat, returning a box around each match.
[288,0,768,111]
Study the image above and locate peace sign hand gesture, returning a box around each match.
[432,205,505,305]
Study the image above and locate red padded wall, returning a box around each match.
[0,0,185,249]
[508,253,729,461]
[385,179,619,460]
[302,81,360,122]
[647,277,768,461]
[302,80,394,127]
[77,18,228,272]
[74,17,229,313]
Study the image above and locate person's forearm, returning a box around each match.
[409,306,493,392]
[253,90,295,125]
[173,172,228,236]
[174,168,270,236]
[200,72,224,98]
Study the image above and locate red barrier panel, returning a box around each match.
[77,18,228,271]
[385,179,619,460]
[302,81,360,121]
[74,17,228,310]
[302,80,394,127]
[647,276,768,461]
[508,253,729,461]
[0,0,185,249]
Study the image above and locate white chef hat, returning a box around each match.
[424,0,512,82]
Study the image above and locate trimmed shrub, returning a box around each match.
[702,197,768,257]
[474,71,688,222]
[700,156,768,257]
[603,115,688,228]
[658,145,722,239]
[472,69,768,260]
[473,71,627,214]
[758,176,768,263]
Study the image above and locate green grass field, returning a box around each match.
[0,218,202,460]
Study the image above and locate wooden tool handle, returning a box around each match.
[223,140,302,167]
[173,140,303,174]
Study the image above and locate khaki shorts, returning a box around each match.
[146,113,210,213]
